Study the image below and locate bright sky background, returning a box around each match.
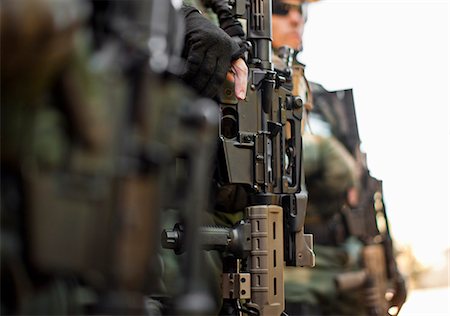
[299,0,449,268]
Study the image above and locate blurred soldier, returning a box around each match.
[285,85,365,316]
[1,0,246,314]
[150,3,250,315]
[1,0,122,313]
[271,1,406,315]
[270,1,366,315]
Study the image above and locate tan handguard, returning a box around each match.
[245,205,285,316]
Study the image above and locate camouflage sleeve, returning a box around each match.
[183,0,219,24]
[321,136,358,193]
[303,133,323,177]
[303,133,358,196]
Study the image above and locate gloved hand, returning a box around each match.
[181,6,247,99]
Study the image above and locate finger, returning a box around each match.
[231,58,248,100]
[346,187,359,207]
[226,71,234,82]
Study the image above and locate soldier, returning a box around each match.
[1,0,123,313]
[285,85,365,316]
[271,1,406,315]
[270,1,364,315]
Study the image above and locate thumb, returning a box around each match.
[230,58,248,100]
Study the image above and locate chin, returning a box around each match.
[285,38,300,50]
[287,42,300,50]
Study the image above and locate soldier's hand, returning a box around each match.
[181,6,247,99]
[228,58,248,100]
[346,187,359,207]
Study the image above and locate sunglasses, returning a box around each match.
[272,1,308,20]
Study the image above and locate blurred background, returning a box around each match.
[300,0,449,314]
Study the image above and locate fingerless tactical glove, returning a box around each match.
[181,6,242,98]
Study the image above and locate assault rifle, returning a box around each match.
[163,1,314,315]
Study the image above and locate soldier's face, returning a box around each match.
[272,0,306,51]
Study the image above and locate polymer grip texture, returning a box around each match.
[247,205,284,316]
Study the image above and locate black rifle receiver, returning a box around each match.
[218,0,313,266]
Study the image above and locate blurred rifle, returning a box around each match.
[163,1,314,315]
[310,85,406,316]
[141,1,222,315]
[339,175,407,316]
